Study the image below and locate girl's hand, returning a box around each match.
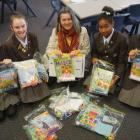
[109,75,119,90]
[109,79,116,90]
[92,58,98,64]
[129,48,138,60]
[2,59,12,64]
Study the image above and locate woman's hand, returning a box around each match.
[55,50,62,56]
[129,48,138,60]
[70,50,80,57]
[48,49,62,57]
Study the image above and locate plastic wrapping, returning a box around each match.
[33,52,49,82]
[14,59,41,89]
[129,50,140,81]
[24,105,62,135]
[89,60,114,96]
[71,54,85,78]
[37,63,48,82]
[48,87,92,120]
[75,103,125,139]
[103,105,125,138]
[129,50,140,63]
[53,55,75,82]
[0,64,18,93]
[129,62,140,81]
[23,124,57,140]
[49,53,85,79]
[25,105,47,121]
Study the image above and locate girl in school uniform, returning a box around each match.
[0,45,19,121]
[84,6,128,91]
[119,35,140,108]
[3,12,49,103]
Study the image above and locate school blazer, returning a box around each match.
[3,32,39,61]
[92,31,128,77]
[128,35,140,51]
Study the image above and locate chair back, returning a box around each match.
[114,13,130,32]
[50,0,61,11]
[128,4,140,17]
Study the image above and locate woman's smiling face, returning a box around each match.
[60,13,73,30]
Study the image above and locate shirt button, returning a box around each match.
[106,55,108,58]
[28,54,30,56]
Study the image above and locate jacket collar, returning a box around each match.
[99,30,118,46]
[11,33,30,47]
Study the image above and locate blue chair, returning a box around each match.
[84,21,98,42]
[85,13,130,41]
[126,4,140,35]
[45,0,62,27]
[82,15,98,41]
[0,0,36,23]
[114,13,130,32]
[22,0,37,17]
[0,0,17,23]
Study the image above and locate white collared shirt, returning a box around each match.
[103,28,114,45]
[16,35,28,48]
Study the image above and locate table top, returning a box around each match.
[61,0,140,19]
[112,0,140,9]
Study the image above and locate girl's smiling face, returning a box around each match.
[11,18,27,40]
[98,18,113,38]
